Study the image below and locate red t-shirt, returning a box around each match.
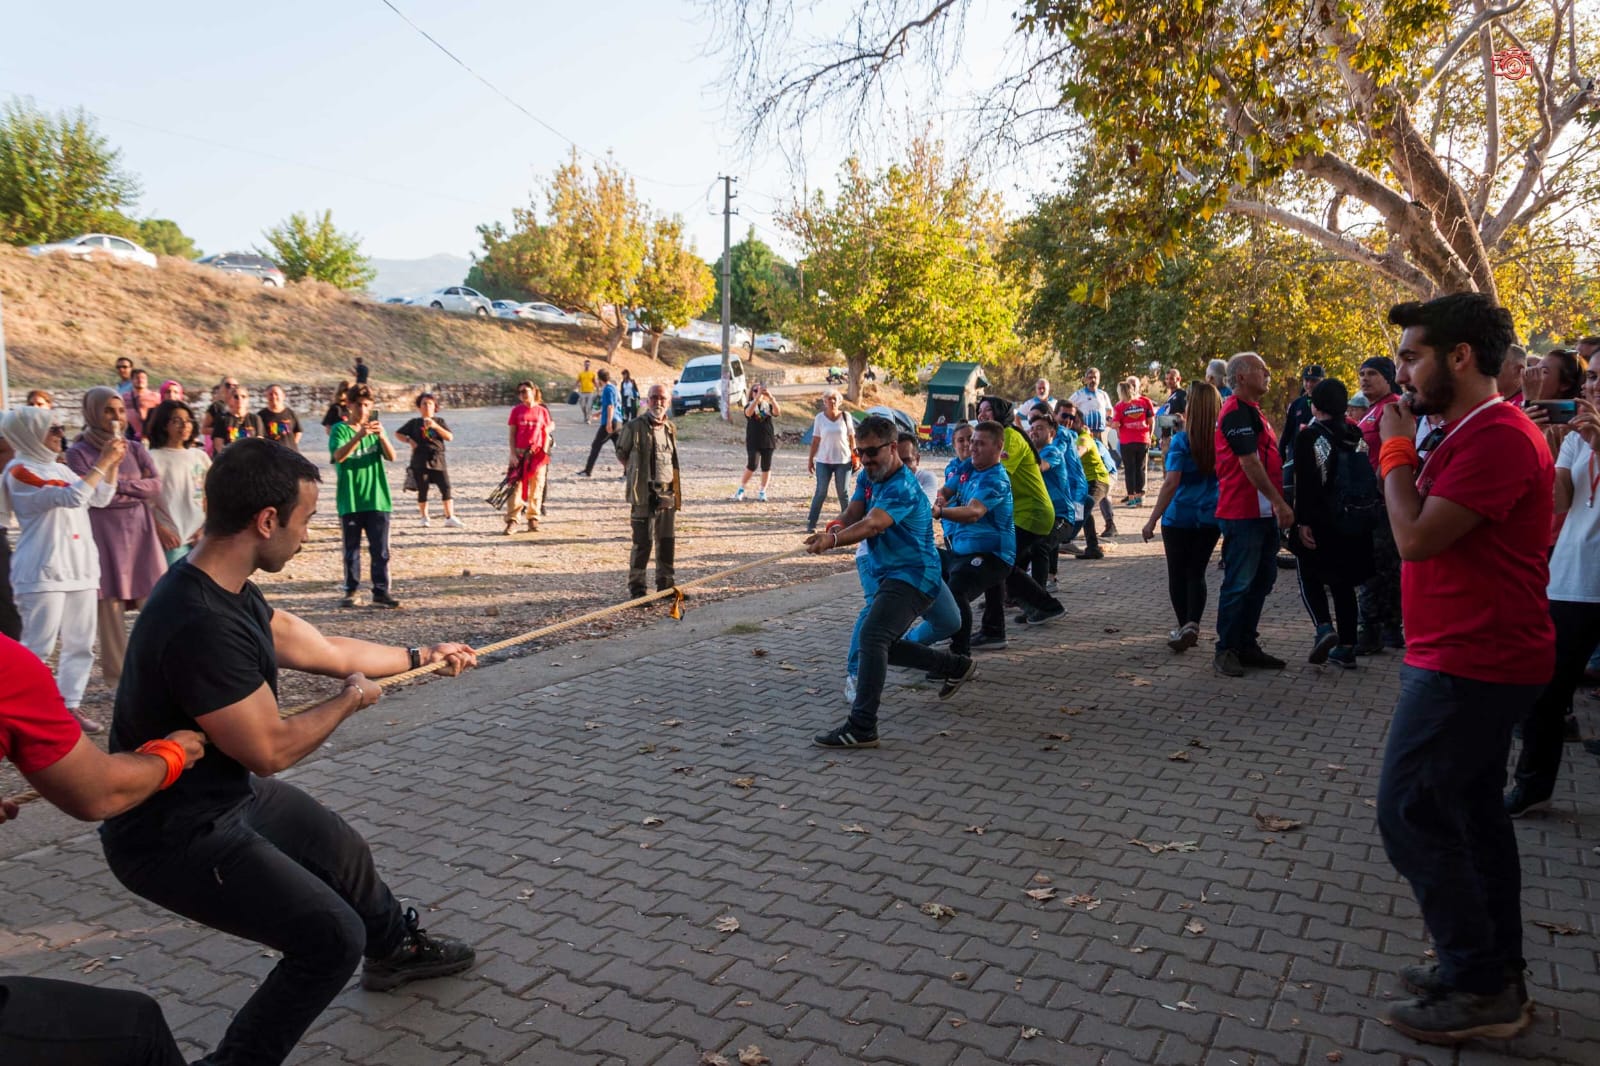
[1404,402,1554,685]
[1213,395,1282,520]
[1112,397,1157,445]
[0,635,82,774]
[508,403,551,454]
[1357,392,1400,472]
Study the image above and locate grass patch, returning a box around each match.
[722,621,765,635]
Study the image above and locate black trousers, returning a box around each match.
[981,528,1061,634]
[0,977,184,1066]
[1297,561,1359,645]
[1122,441,1149,495]
[583,425,619,474]
[101,779,408,1066]
[1082,481,1109,550]
[1160,524,1221,627]
[629,509,676,595]
[1029,517,1071,586]
[942,550,1012,655]
[1514,599,1600,799]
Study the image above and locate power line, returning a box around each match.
[376,0,702,192]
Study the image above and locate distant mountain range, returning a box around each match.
[368,254,472,299]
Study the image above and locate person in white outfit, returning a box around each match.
[0,406,124,733]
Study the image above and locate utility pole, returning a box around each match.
[718,174,737,420]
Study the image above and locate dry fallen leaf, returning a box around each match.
[1254,813,1303,832]
[730,776,756,790]
[1188,738,1210,750]
[1532,920,1582,936]
[737,1046,771,1066]
[1175,1000,1198,1012]
[1024,887,1057,902]
[921,902,957,919]
[583,721,601,731]
[1325,1053,1344,1063]
[1020,1026,1043,1040]
[1184,918,1207,935]
[947,1017,967,1029]
[700,1054,730,1066]
[661,718,684,727]
[1065,893,1101,910]
[80,959,105,974]
[1129,838,1200,854]
[777,662,799,671]
[951,970,969,981]
[1031,873,1052,884]
[1041,732,1072,741]
[641,816,664,827]
[841,823,870,834]
[1059,705,1083,715]
[638,743,657,754]
[1168,750,1190,762]
[963,825,985,835]
[751,648,767,657]
[1129,945,1148,954]
[713,915,741,934]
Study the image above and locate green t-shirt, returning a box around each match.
[1001,425,1055,536]
[329,421,392,515]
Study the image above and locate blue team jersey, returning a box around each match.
[1161,430,1220,528]
[941,456,971,545]
[598,382,619,422]
[1037,441,1079,525]
[1054,427,1087,518]
[947,461,1016,564]
[852,462,942,597]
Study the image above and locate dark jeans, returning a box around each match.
[1028,517,1070,586]
[1216,517,1279,653]
[628,509,676,595]
[1122,441,1148,495]
[943,550,1012,655]
[1514,600,1600,799]
[988,528,1061,634]
[850,578,966,735]
[1378,666,1540,994]
[1161,524,1221,627]
[0,532,19,640]
[1359,512,1403,634]
[583,424,618,474]
[101,779,408,1066]
[0,977,184,1066]
[1047,521,1081,576]
[806,462,851,530]
[1297,562,1359,645]
[1082,481,1109,550]
[339,510,390,595]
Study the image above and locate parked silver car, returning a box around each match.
[418,286,493,316]
[26,233,157,269]
[197,252,287,287]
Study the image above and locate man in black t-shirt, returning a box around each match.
[100,438,479,1066]
[397,392,461,527]
[257,384,303,450]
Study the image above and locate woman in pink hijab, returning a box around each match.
[159,380,186,403]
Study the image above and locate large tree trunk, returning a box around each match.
[846,352,869,404]
[602,322,627,360]
[648,331,663,361]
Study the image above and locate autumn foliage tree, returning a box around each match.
[636,216,716,360]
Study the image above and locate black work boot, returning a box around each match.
[1385,985,1531,1045]
[360,907,476,992]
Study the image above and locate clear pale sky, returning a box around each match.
[4,0,1027,266]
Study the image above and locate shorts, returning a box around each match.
[745,444,774,472]
[413,467,451,501]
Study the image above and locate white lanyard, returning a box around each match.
[1418,394,1502,477]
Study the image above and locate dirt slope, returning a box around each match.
[0,246,725,390]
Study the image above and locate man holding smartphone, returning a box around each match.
[329,384,399,608]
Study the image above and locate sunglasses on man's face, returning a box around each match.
[854,441,893,459]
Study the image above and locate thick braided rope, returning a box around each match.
[4,545,810,808]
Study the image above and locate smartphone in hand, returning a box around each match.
[1529,399,1577,425]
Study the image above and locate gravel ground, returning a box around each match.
[2,401,853,799]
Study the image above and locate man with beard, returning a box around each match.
[615,383,681,599]
[1374,293,1552,1044]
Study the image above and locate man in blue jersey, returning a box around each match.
[806,415,977,748]
[934,421,1019,659]
[1029,411,1084,591]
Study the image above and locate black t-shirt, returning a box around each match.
[354,363,370,385]
[258,407,302,447]
[321,401,346,429]
[744,401,777,449]
[212,410,266,447]
[398,416,450,470]
[1167,388,1187,416]
[102,560,277,842]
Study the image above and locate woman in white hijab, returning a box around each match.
[0,407,125,732]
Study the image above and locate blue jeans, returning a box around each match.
[850,579,965,735]
[807,462,851,531]
[1378,666,1540,993]
[1215,517,1279,653]
[847,556,959,675]
[340,511,391,594]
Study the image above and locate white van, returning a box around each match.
[671,354,748,416]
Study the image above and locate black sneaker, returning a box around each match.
[575,469,592,477]
[1079,548,1105,560]
[1354,627,1384,655]
[1384,986,1532,1045]
[938,658,976,700]
[370,590,402,609]
[1504,785,1552,818]
[1102,525,1119,538]
[813,723,879,749]
[1024,602,1065,626]
[1327,646,1358,669]
[338,592,359,609]
[1400,963,1530,1008]
[1013,611,1032,626]
[1213,649,1245,677]
[969,633,1008,652]
[361,907,476,992]
[1239,646,1286,669]
[1309,624,1337,665]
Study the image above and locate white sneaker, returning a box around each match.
[444,516,464,528]
[843,674,857,704]
[732,487,746,501]
[757,490,768,502]
[419,514,432,527]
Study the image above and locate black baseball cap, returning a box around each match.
[1302,364,1325,380]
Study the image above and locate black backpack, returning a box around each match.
[1328,436,1384,537]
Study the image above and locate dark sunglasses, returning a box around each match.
[854,442,893,459]
[1057,411,1078,421]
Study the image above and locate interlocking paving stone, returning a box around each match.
[3,544,1598,1064]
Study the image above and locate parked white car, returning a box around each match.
[417,286,493,316]
[490,300,522,319]
[26,233,158,269]
[671,354,748,416]
[754,332,794,353]
[519,302,579,325]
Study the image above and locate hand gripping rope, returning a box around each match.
[3,545,810,810]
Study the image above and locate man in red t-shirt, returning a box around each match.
[1375,293,1553,1045]
[1210,351,1294,676]
[0,634,204,1064]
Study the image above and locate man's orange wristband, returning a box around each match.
[1379,437,1419,480]
[136,739,186,790]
